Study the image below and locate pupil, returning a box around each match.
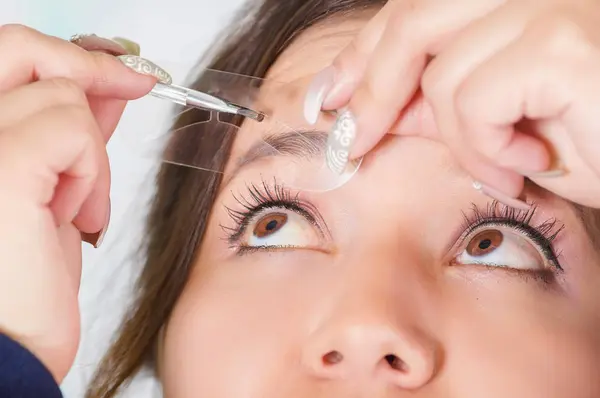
[479,239,492,250]
[266,220,278,231]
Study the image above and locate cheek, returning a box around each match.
[447,323,600,397]
[439,280,600,397]
[159,268,314,398]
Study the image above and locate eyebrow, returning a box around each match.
[226,129,328,181]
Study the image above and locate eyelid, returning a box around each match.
[448,260,560,286]
[232,206,333,255]
[454,220,563,271]
[224,200,319,243]
[448,201,565,271]
[236,243,333,256]
[221,178,332,254]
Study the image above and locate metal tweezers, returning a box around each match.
[150,82,265,122]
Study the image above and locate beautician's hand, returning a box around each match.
[0,25,156,382]
[311,0,600,208]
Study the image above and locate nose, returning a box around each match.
[301,312,438,390]
[300,248,440,390]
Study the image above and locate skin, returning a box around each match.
[320,0,600,207]
[161,14,600,398]
[2,1,600,394]
[0,25,155,381]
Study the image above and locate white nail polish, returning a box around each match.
[326,109,357,175]
[304,66,335,125]
[117,55,172,85]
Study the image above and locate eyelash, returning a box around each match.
[459,201,565,272]
[221,178,323,252]
[222,182,565,273]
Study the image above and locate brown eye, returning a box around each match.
[466,229,504,256]
[253,213,288,238]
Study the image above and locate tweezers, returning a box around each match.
[150,82,265,122]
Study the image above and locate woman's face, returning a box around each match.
[160,13,600,398]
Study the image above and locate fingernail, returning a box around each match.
[110,37,140,56]
[322,70,356,110]
[516,161,568,179]
[472,181,531,211]
[304,66,335,125]
[81,200,111,249]
[69,34,139,56]
[518,168,567,178]
[116,55,172,85]
[326,109,357,175]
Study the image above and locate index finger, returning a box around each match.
[0,24,156,98]
[344,0,505,159]
[318,0,398,111]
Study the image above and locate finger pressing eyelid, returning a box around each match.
[344,0,508,160]
[445,131,526,200]
[390,93,439,139]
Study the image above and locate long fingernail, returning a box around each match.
[472,181,531,211]
[117,55,172,84]
[516,161,568,179]
[322,69,355,110]
[519,168,567,178]
[304,66,335,125]
[110,37,140,56]
[69,34,139,56]
[326,109,357,175]
[81,200,111,249]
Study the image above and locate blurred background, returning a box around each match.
[0,0,246,395]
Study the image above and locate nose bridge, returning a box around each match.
[338,238,431,313]
[301,243,439,389]
[326,243,429,345]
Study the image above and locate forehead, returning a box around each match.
[266,13,376,82]
[222,14,375,176]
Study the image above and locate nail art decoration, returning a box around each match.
[117,55,172,85]
[326,109,357,175]
[68,33,86,45]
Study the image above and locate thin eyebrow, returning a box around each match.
[226,129,328,182]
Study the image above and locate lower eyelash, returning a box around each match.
[462,201,565,271]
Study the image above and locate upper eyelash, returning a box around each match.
[222,187,565,270]
[461,200,565,270]
[220,177,320,244]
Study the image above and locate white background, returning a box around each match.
[1,0,245,396]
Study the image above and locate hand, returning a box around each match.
[0,25,156,382]
[306,0,600,208]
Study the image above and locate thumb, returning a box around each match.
[57,223,83,293]
[390,92,439,140]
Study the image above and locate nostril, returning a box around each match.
[385,354,408,372]
[322,350,344,365]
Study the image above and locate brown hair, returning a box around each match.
[86,0,386,396]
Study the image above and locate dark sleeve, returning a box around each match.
[0,334,62,398]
